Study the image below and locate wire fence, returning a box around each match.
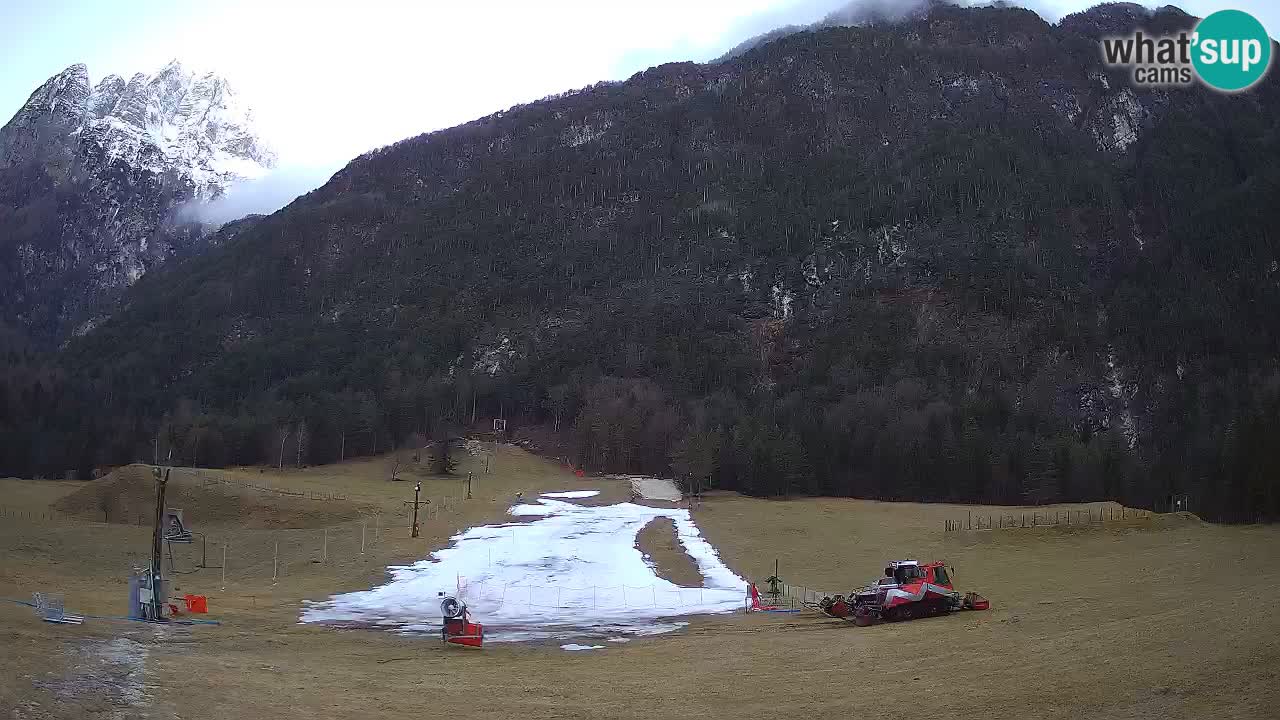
[163,516,406,588]
[0,506,72,524]
[0,500,472,590]
[180,468,348,501]
[747,582,840,610]
[454,579,733,611]
[944,506,1151,532]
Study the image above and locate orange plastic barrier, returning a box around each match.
[183,594,209,613]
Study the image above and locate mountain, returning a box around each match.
[7,4,1280,521]
[0,60,275,343]
[719,0,943,59]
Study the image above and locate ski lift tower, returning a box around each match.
[129,466,170,621]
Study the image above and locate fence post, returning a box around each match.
[272,542,278,584]
[221,543,227,590]
[361,522,366,554]
[323,529,328,562]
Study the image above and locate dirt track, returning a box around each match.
[2,447,1278,719]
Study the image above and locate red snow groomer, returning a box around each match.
[818,560,989,626]
[440,594,484,648]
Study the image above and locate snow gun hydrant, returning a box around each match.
[817,560,989,625]
[439,593,484,647]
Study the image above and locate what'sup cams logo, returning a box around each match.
[1101,9,1273,92]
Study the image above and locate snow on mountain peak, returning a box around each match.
[3,60,276,199]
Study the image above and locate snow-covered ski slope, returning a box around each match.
[301,491,746,642]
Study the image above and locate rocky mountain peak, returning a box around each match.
[2,60,275,195]
[0,60,278,343]
[88,74,127,118]
[0,64,92,165]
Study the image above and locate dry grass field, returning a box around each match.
[2,444,1278,719]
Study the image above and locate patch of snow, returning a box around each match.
[541,490,601,499]
[473,336,516,376]
[1060,94,1082,123]
[71,318,100,337]
[509,503,556,516]
[563,121,611,148]
[1093,89,1145,153]
[606,637,631,643]
[560,644,605,651]
[301,499,744,642]
[771,283,793,321]
[945,76,981,93]
[875,225,907,266]
[1106,348,1138,449]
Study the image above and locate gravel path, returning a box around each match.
[627,477,681,502]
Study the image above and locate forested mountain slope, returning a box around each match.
[6,4,1279,521]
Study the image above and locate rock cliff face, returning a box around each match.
[0,60,275,342]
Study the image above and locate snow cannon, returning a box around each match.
[440,594,484,648]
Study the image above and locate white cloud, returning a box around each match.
[177,165,337,225]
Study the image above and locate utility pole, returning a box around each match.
[149,467,170,621]
[411,481,422,538]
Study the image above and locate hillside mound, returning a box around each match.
[53,464,364,529]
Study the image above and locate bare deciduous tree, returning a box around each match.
[276,425,291,469]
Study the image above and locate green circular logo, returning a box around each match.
[1192,10,1272,92]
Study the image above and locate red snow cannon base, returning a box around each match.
[442,617,485,647]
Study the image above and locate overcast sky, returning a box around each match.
[2,0,1276,211]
